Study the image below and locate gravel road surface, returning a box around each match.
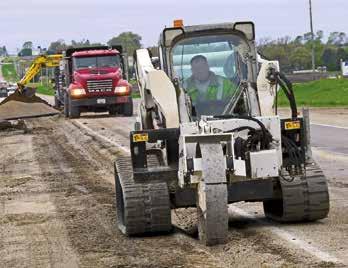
[0,101,347,267]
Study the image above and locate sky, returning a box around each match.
[0,0,347,54]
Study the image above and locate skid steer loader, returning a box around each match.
[114,21,330,246]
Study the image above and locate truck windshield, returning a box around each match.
[171,34,249,117]
[74,55,120,69]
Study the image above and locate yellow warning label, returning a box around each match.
[133,133,149,143]
[285,121,301,130]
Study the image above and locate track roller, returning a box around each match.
[114,156,172,235]
[263,160,330,222]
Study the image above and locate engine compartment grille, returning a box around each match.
[87,79,113,92]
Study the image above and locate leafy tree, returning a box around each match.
[48,39,68,53]
[327,32,347,46]
[293,35,304,45]
[18,48,32,57]
[315,30,324,42]
[107,32,142,55]
[259,30,348,72]
[0,45,8,56]
[70,39,103,48]
[322,48,337,71]
[22,41,33,49]
[290,47,311,70]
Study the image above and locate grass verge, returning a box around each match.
[1,63,19,82]
[278,78,348,107]
[29,83,55,96]
[132,91,140,99]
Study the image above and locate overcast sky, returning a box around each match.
[0,0,347,53]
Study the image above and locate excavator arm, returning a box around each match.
[0,54,62,120]
[17,54,63,94]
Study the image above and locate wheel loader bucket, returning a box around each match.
[0,87,59,120]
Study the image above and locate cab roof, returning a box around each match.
[72,49,119,57]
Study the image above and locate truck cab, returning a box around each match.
[55,46,133,118]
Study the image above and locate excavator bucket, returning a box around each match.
[0,87,59,120]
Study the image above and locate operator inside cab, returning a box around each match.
[172,34,249,117]
[184,55,237,104]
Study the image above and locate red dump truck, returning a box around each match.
[54,46,133,118]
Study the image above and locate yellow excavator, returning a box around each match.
[17,54,63,97]
[0,54,62,120]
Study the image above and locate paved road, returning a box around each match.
[311,124,348,155]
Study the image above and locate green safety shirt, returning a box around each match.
[184,72,238,103]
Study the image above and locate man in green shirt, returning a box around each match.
[184,55,237,104]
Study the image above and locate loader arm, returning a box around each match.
[17,54,63,92]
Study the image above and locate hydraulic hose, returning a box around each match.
[213,115,272,149]
[276,72,298,119]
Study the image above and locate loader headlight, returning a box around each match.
[70,88,86,97]
[114,86,129,96]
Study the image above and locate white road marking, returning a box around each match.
[73,120,131,154]
[311,123,348,130]
[73,117,343,264]
[229,206,342,264]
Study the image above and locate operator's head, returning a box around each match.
[190,55,210,82]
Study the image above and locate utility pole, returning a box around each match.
[309,0,315,72]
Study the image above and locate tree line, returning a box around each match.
[258,31,348,73]
[14,32,142,57]
[46,32,142,56]
[0,46,8,56]
[12,30,348,73]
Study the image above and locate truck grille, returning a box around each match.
[87,79,113,92]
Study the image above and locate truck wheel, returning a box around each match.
[109,107,117,116]
[68,96,80,119]
[63,93,69,118]
[123,100,133,116]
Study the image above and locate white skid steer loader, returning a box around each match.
[114,21,329,246]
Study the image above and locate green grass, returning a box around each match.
[278,78,348,107]
[129,78,137,86]
[29,82,55,96]
[132,91,140,99]
[1,63,19,82]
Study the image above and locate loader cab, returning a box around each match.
[158,21,260,118]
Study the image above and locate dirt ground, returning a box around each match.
[0,108,347,267]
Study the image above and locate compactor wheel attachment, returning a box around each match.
[196,143,229,246]
[263,161,330,222]
[114,156,172,235]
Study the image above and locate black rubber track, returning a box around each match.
[263,160,330,222]
[114,156,172,235]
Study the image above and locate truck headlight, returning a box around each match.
[70,88,86,97]
[114,86,129,95]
